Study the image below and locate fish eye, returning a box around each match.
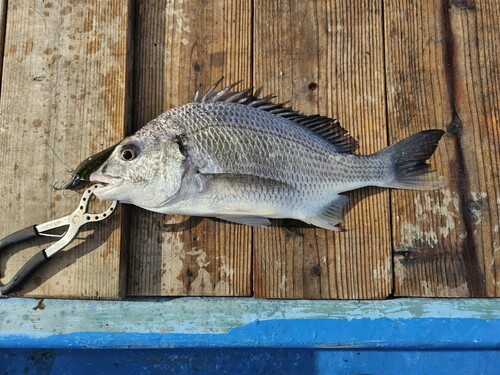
[120,145,138,161]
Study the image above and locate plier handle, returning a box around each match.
[0,184,117,296]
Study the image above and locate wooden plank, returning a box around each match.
[445,0,500,296]
[253,0,390,299]
[127,0,253,296]
[0,0,130,298]
[0,0,7,86]
[385,0,463,297]
[385,0,498,297]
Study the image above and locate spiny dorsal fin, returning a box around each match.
[193,79,358,153]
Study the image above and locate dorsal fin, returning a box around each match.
[193,78,358,153]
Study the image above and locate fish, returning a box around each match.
[90,79,446,230]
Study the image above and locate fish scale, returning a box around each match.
[90,80,446,230]
[177,104,338,184]
[178,103,380,191]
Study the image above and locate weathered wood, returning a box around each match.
[253,0,391,299]
[127,0,253,296]
[385,0,462,297]
[0,0,8,86]
[446,0,500,296]
[385,0,499,297]
[0,0,130,298]
[2,0,497,300]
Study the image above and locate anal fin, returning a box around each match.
[307,195,349,231]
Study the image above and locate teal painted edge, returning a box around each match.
[1,297,499,349]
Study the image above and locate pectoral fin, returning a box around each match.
[215,215,271,227]
[200,173,290,227]
[307,195,349,231]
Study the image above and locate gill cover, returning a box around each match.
[91,133,187,208]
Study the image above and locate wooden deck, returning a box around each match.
[0,0,498,299]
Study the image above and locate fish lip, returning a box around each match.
[89,172,124,199]
[89,172,121,186]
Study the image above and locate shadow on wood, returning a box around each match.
[1,219,120,298]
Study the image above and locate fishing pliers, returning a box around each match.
[0,184,117,296]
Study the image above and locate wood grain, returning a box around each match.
[0,0,130,298]
[253,0,391,299]
[446,0,500,296]
[2,0,497,299]
[0,0,7,86]
[127,0,253,296]
[385,0,464,297]
[385,0,499,297]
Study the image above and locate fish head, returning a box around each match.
[90,130,186,209]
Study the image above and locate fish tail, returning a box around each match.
[376,129,446,190]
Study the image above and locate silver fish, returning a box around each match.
[90,79,446,230]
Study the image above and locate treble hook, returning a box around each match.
[52,179,77,198]
[51,144,118,191]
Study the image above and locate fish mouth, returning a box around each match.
[89,172,123,197]
[90,172,121,185]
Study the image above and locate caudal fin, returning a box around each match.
[377,130,446,190]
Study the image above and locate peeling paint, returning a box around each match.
[372,258,391,281]
[214,256,235,294]
[400,221,438,249]
[398,189,460,250]
[188,268,212,291]
[185,248,211,269]
[161,216,186,291]
[279,275,287,292]
[182,248,212,291]
[165,3,191,44]
[470,191,487,200]
[421,280,469,297]
[469,191,488,226]
[394,258,406,287]
[218,256,234,279]
[1,298,498,340]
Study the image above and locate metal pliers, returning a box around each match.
[0,184,117,296]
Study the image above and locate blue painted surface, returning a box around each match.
[0,298,499,374]
[2,348,499,375]
[1,318,499,350]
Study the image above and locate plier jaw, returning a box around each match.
[0,184,117,296]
